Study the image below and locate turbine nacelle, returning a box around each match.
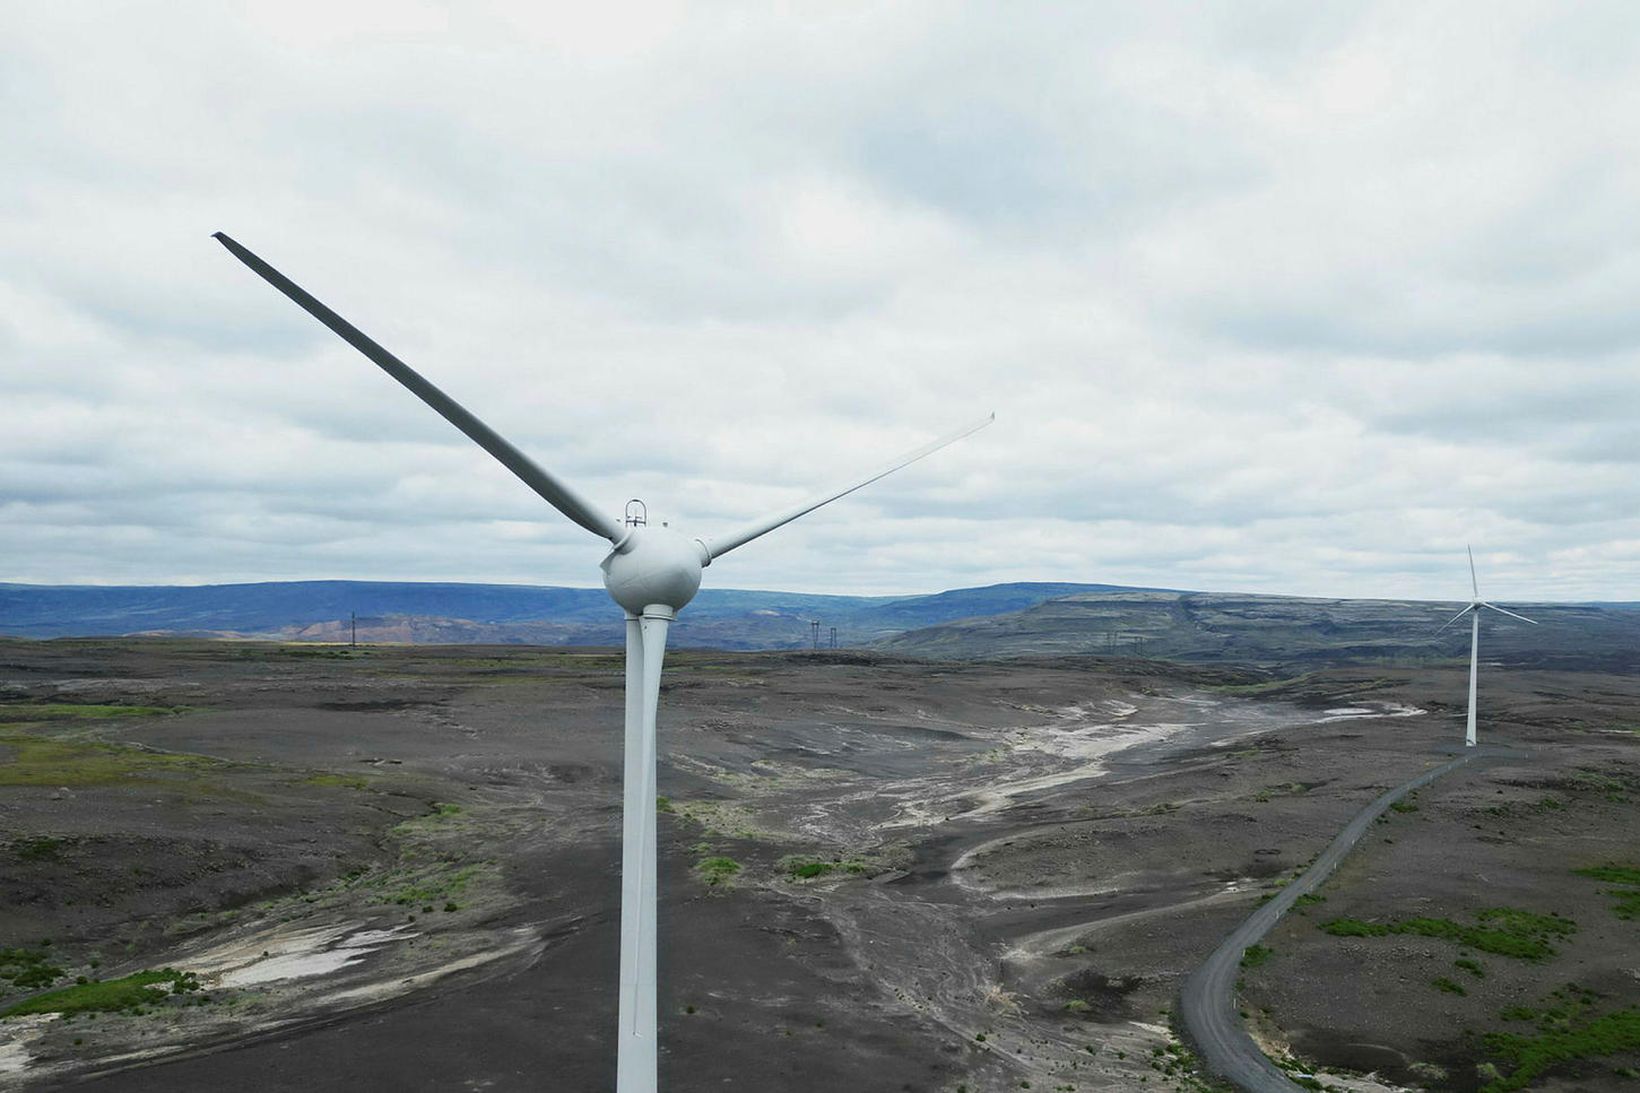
[602,525,707,616]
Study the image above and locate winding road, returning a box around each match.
[1178,749,1487,1091]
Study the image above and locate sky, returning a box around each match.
[3,2,1638,602]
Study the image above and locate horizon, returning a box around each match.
[3,574,1633,608]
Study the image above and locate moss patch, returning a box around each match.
[1319,907,1575,960]
[1479,985,1640,1092]
[0,947,63,991]
[695,857,741,887]
[0,704,185,723]
[0,732,226,788]
[2,969,201,1018]
[303,772,371,791]
[1572,864,1640,920]
[1240,944,1273,968]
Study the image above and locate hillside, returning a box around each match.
[0,580,1113,650]
[876,588,1640,671]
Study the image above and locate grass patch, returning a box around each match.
[670,800,779,841]
[0,947,63,991]
[1432,976,1467,996]
[1455,957,1486,978]
[781,855,873,881]
[11,836,68,862]
[1573,864,1640,886]
[1390,800,1420,813]
[1319,908,1574,960]
[1241,944,1273,968]
[1209,675,1312,696]
[0,704,184,723]
[0,732,224,788]
[2,969,200,1018]
[1572,864,1640,920]
[695,857,741,887]
[304,772,370,790]
[1481,1004,1640,1091]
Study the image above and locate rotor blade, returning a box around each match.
[1436,604,1476,633]
[212,232,623,543]
[1467,544,1479,599]
[700,412,994,561]
[1480,602,1539,625]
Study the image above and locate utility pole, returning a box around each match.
[811,620,820,651]
[830,626,837,649]
[350,611,357,647]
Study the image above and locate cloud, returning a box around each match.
[1,1,1637,602]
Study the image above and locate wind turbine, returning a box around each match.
[212,232,992,1092]
[1436,546,1537,748]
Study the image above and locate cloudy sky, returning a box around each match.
[4,3,1638,602]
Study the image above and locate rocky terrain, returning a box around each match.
[0,639,1636,1091]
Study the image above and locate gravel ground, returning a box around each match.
[0,641,1635,1091]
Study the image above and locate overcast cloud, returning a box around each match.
[3,2,1638,601]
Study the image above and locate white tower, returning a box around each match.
[213,232,992,1091]
[1436,546,1538,748]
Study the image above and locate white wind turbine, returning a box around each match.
[213,232,992,1092]
[1436,546,1537,748]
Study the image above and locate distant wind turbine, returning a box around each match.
[1436,546,1537,748]
[212,232,992,1093]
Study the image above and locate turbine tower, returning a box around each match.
[212,232,992,1092]
[1436,546,1537,747]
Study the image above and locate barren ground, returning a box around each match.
[0,640,1636,1091]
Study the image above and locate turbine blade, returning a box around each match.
[1436,604,1476,633]
[1467,544,1479,599]
[212,232,623,543]
[1481,602,1539,625]
[700,412,994,561]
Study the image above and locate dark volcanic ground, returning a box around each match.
[1,640,1637,1091]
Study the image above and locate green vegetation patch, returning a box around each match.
[0,947,63,991]
[1240,944,1273,968]
[304,772,371,790]
[11,836,68,862]
[1572,864,1640,920]
[1319,907,1575,960]
[695,857,741,887]
[0,732,225,788]
[0,703,184,723]
[1480,1000,1640,1092]
[781,854,873,881]
[1209,675,1312,696]
[2,969,201,1018]
[669,800,780,841]
[1432,976,1467,996]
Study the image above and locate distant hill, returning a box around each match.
[0,580,1125,650]
[4,580,1634,668]
[876,588,1640,671]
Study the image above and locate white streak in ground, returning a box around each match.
[185,922,418,988]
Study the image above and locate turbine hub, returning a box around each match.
[601,524,704,615]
